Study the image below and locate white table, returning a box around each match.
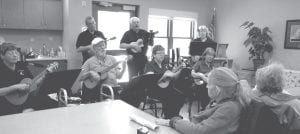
[0,100,179,134]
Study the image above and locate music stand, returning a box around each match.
[39,69,81,95]
[189,41,217,55]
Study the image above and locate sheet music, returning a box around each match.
[129,114,159,130]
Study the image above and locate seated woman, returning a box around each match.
[144,45,168,74]
[191,47,216,110]
[79,37,126,103]
[157,67,250,134]
[121,45,192,119]
[0,43,37,115]
[252,63,300,130]
[145,45,186,119]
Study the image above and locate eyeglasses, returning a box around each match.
[155,51,165,55]
[5,50,19,56]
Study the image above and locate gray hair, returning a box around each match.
[0,42,18,55]
[152,45,165,55]
[85,16,95,25]
[255,63,285,94]
[202,47,215,57]
[209,67,251,107]
[129,17,140,24]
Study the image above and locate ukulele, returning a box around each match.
[130,38,144,53]
[157,70,179,88]
[130,31,158,53]
[5,62,59,105]
[105,36,117,42]
[82,60,124,89]
[157,60,188,88]
[193,73,209,85]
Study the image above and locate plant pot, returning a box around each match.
[253,59,265,70]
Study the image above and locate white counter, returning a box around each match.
[26,57,67,61]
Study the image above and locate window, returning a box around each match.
[148,15,168,37]
[173,17,193,38]
[173,38,191,56]
[172,17,194,56]
[147,16,169,57]
[97,11,130,50]
[148,15,196,57]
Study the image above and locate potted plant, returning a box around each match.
[240,21,273,69]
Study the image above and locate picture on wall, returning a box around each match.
[284,20,300,49]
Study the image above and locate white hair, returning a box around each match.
[198,25,209,32]
[255,63,285,94]
[129,17,140,23]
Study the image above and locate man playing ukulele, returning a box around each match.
[79,38,126,103]
[120,17,150,80]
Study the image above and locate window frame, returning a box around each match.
[148,15,196,56]
[92,1,139,54]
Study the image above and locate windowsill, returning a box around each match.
[106,50,127,56]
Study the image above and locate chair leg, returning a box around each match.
[154,103,158,117]
[142,99,146,110]
[161,110,164,118]
[188,100,192,118]
[197,100,201,112]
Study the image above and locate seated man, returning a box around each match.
[79,37,126,103]
[121,45,192,119]
[0,43,45,116]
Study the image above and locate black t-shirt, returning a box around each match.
[75,30,106,63]
[120,29,150,57]
[189,38,217,56]
[0,60,34,116]
[144,60,168,74]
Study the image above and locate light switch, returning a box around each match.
[82,0,86,6]
[30,37,35,42]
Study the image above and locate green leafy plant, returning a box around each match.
[240,21,273,60]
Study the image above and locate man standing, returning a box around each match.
[76,16,106,64]
[120,17,150,79]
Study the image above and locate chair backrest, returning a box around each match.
[100,84,114,101]
[58,88,68,107]
[237,99,289,134]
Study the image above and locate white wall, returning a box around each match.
[212,0,300,70]
[63,0,213,69]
